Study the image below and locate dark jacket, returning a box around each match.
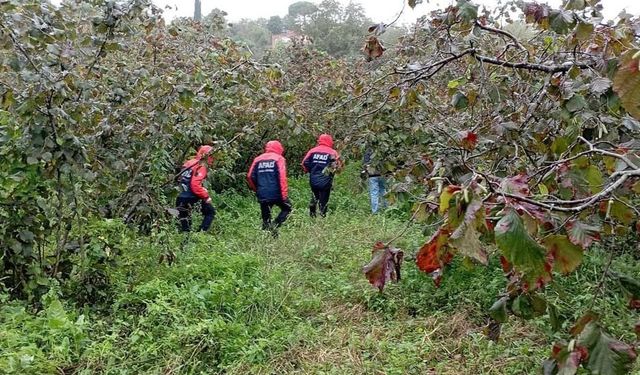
[178,145,212,199]
[247,141,288,203]
[363,149,381,177]
[302,134,340,189]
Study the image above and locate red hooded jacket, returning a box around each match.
[247,140,288,202]
[302,134,339,189]
[178,145,212,200]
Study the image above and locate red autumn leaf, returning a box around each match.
[570,311,599,336]
[544,340,587,375]
[567,221,601,248]
[500,255,512,273]
[500,173,530,196]
[362,243,404,292]
[416,228,453,286]
[458,130,478,150]
[524,3,550,23]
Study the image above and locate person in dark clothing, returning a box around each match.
[302,134,340,217]
[176,145,216,232]
[247,140,292,234]
[363,148,387,214]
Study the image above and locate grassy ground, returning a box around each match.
[2,167,640,374]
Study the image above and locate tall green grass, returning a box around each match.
[1,166,639,374]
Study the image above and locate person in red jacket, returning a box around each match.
[176,145,215,232]
[302,134,340,217]
[247,140,292,234]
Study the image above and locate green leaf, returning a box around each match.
[18,230,35,242]
[549,9,576,34]
[575,21,594,41]
[543,235,583,274]
[512,294,533,319]
[551,136,569,155]
[548,303,561,332]
[451,92,468,110]
[489,297,508,323]
[577,322,637,375]
[609,200,634,225]
[584,165,603,194]
[614,273,640,300]
[457,0,478,22]
[565,94,587,112]
[495,210,551,287]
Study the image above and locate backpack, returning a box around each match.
[178,167,194,193]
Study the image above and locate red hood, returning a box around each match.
[318,134,333,148]
[196,145,213,159]
[265,140,284,155]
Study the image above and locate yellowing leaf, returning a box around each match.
[539,183,549,196]
[450,200,488,265]
[439,185,461,214]
[613,49,640,120]
[584,165,603,194]
[543,235,584,274]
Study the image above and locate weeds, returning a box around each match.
[1,167,639,374]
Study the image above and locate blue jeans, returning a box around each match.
[368,176,386,214]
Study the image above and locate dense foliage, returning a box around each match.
[355,1,640,373]
[1,0,640,373]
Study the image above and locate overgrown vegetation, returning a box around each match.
[1,169,639,374]
[2,0,640,373]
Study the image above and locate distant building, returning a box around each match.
[271,30,312,48]
[271,30,298,47]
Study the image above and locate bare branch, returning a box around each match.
[501,170,639,213]
[475,21,530,60]
[474,54,595,73]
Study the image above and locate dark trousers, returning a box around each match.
[260,199,292,230]
[309,186,331,217]
[176,196,215,232]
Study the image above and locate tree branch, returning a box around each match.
[474,54,595,73]
[501,170,638,213]
[475,20,530,60]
